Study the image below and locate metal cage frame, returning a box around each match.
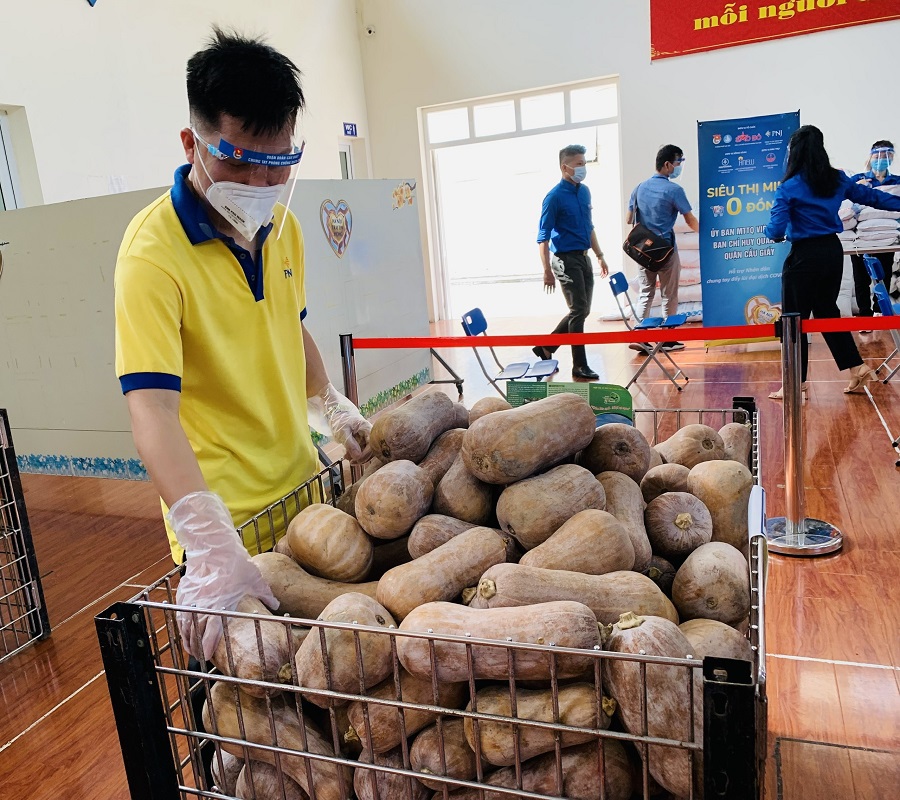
[96,404,766,800]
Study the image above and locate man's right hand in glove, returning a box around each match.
[167,491,278,661]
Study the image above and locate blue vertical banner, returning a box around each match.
[698,111,800,330]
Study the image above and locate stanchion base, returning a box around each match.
[765,517,843,556]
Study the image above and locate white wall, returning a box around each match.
[0,0,371,205]
[357,0,900,319]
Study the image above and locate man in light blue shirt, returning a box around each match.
[626,144,699,352]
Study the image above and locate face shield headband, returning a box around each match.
[193,129,306,240]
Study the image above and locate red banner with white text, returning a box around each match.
[650,0,900,60]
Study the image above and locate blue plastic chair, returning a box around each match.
[461,308,558,397]
[872,283,900,384]
[608,272,688,391]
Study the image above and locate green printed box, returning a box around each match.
[505,382,633,419]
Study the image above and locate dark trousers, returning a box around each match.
[547,251,594,368]
[782,234,863,382]
[850,252,895,316]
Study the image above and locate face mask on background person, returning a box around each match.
[671,164,683,179]
[871,156,892,175]
[570,165,587,183]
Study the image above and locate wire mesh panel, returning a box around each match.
[0,408,50,663]
[97,408,766,800]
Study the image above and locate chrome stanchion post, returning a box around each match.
[766,313,843,555]
[339,334,363,483]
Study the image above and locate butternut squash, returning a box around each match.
[519,509,635,574]
[463,683,613,766]
[655,423,725,468]
[408,515,520,563]
[417,428,465,487]
[672,541,751,626]
[640,462,690,505]
[719,421,753,469]
[680,618,753,662]
[355,746,429,800]
[253,552,379,620]
[335,457,384,518]
[596,471,652,572]
[644,491,713,560]
[469,563,678,625]
[294,593,397,708]
[286,503,374,583]
[211,751,242,796]
[688,459,754,553]
[235,762,306,800]
[355,460,434,540]
[452,402,471,430]
[461,394,596,484]
[495,464,606,550]
[202,681,352,800]
[369,535,414,580]
[579,423,652,483]
[647,446,664,469]
[370,392,459,463]
[432,453,495,526]
[397,601,600,682]
[468,396,511,424]
[410,718,478,791]
[377,527,507,620]
[347,668,468,754]
[641,555,676,598]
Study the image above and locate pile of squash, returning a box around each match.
[203,392,756,800]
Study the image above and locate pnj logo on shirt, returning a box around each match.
[283,257,292,279]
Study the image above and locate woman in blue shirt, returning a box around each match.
[765,126,900,397]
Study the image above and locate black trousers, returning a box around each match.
[850,251,895,316]
[547,250,594,368]
[781,234,863,382]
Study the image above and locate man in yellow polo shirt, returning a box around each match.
[114,29,372,661]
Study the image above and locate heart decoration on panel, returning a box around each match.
[320,199,352,258]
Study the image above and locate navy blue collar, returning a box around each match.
[557,178,581,192]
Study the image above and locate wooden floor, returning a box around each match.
[2,313,899,799]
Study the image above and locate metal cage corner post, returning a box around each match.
[0,407,51,663]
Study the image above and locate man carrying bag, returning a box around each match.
[624,144,699,352]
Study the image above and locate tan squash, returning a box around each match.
[519,509,635,574]
[688,459,754,553]
[680,618,753,661]
[596,471,652,572]
[273,534,294,559]
[346,668,469,754]
[355,746,430,800]
[463,683,613,767]
[235,762,306,800]
[641,555,677,598]
[294,593,397,707]
[604,613,699,799]
[452,402,471,429]
[370,392,459,463]
[719,421,753,469]
[253,552,379,620]
[202,681,352,800]
[655,423,725,469]
[408,515,519,563]
[469,563,678,625]
[468,396,512,424]
[672,542,751,626]
[432,453,495,526]
[286,503,374,583]
[377,527,507,620]
[355,460,434,540]
[640,462,690,505]
[397,601,600,682]
[644,491,713,561]
[417,428,465,487]
[438,741,633,800]
[335,457,384,518]
[495,464,606,550]
[410,719,478,791]
[647,446,664,469]
[211,751,243,796]
[211,596,292,698]
[369,535,414,580]
[579,423,653,483]
[461,393,596,484]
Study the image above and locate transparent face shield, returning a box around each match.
[869,147,894,175]
[193,129,305,240]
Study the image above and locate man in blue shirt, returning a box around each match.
[626,145,699,353]
[535,144,609,380]
[848,140,900,317]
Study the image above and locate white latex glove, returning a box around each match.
[168,491,279,661]
[307,382,373,464]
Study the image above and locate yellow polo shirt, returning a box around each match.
[115,165,318,563]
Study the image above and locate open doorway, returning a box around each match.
[422,80,622,322]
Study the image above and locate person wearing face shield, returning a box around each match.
[535,144,610,381]
[848,140,899,319]
[113,28,373,663]
[625,144,700,354]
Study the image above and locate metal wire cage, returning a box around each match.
[96,405,766,800]
[0,408,50,663]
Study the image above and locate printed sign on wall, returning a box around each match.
[320,199,352,258]
[698,111,800,329]
[651,1,900,60]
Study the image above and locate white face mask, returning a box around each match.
[196,152,284,241]
[570,165,587,183]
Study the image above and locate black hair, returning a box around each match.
[187,27,305,137]
[871,140,895,150]
[559,144,586,165]
[783,125,840,198]
[656,145,683,171]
